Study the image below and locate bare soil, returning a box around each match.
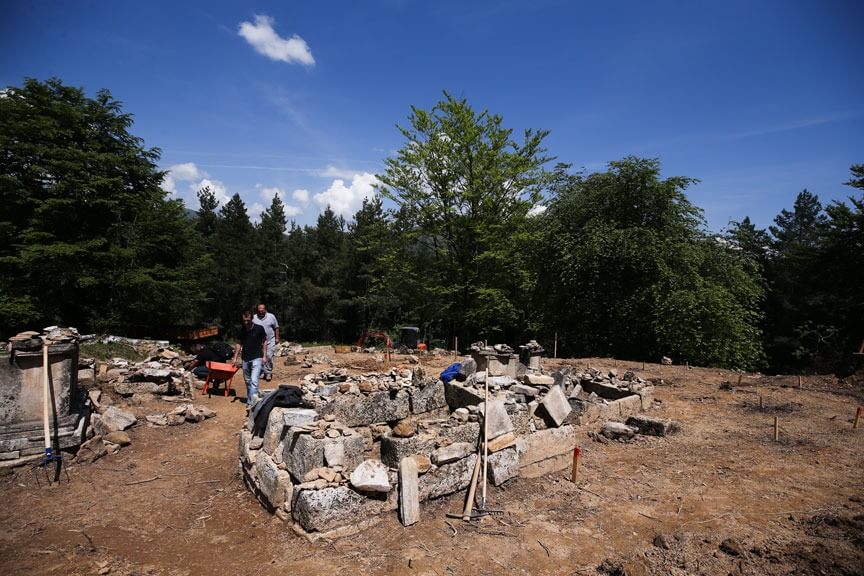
[1,353,863,575]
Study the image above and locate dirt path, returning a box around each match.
[1,356,862,575]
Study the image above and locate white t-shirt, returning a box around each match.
[252,312,279,341]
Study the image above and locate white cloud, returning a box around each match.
[259,185,284,202]
[162,162,207,195]
[313,173,378,218]
[248,202,265,221]
[238,15,315,66]
[284,204,303,217]
[292,189,310,205]
[527,204,547,217]
[192,178,230,205]
[316,165,360,180]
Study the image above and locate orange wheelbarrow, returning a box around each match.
[202,361,240,397]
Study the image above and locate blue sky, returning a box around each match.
[2,0,862,231]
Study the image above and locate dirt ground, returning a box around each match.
[1,352,863,576]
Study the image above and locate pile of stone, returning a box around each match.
[98,357,194,398]
[145,403,216,426]
[300,367,419,401]
[75,396,137,463]
[6,326,80,352]
[275,342,305,357]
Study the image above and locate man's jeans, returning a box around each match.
[242,358,263,406]
[264,337,276,377]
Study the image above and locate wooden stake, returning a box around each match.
[642,361,646,370]
[798,375,802,389]
[553,332,558,359]
[773,416,779,442]
[570,446,581,483]
[854,406,862,430]
[454,336,458,356]
[737,373,742,386]
[759,395,763,410]
[481,368,489,510]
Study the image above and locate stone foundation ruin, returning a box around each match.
[239,346,656,537]
[0,328,91,466]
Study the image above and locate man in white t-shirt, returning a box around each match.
[253,302,280,382]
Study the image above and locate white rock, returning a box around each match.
[349,459,391,493]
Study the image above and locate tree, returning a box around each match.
[538,157,765,369]
[0,78,205,335]
[211,193,259,328]
[377,92,555,344]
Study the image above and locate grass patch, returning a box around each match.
[80,341,146,361]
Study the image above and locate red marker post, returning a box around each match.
[854,406,862,430]
[570,446,582,483]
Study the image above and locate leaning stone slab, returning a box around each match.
[318,390,409,426]
[96,406,137,434]
[431,442,473,465]
[537,385,571,428]
[350,459,391,493]
[409,379,446,414]
[479,399,514,440]
[293,486,386,532]
[398,457,420,526]
[419,453,477,501]
[261,407,290,454]
[487,446,519,486]
[255,452,293,510]
[625,415,680,436]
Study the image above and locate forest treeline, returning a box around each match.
[1,79,862,373]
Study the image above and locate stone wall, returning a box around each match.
[239,359,655,537]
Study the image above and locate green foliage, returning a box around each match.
[538,157,765,369]
[378,92,556,343]
[79,341,145,361]
[0,78,205,336]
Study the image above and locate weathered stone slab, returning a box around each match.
[511,384,539,397]
[410,379,446,414]
[350,459,391,493]
[261,407,289,454]
[95,406,137,434]
[537,385,571,428]
[625,415,679,436]
[487,446,518,486]
[523,374,554,386]
[283,431,324,481]
[479,399,514,440]
[324,434,365,472]
[293,486,386,532]
[601,421,637,440]
[581,380,633,400]
[318,389,409,426]
[282,408,319,428]
[486,431,516,452]
[380,432,438,468]
[520,452,570,478]
[419,453,477,501]
[431,442,473,465]
[515,425,576,469]
[636,385,655,409]
[398,457,420,526]
[255,452,293,510]
[239,430,258,469]
[444,381,484,410]
[613,395,642,419]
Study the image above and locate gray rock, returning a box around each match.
[625,415,680,437]
[282,408,319,428]
[431,442,474,465]
[324,434,364,473]
[75,435,106,463]
[601,421,637,440]
[486,446,519,486]
[458,357,477,378]
[661,356,673,365]
[537,385,571,428]
[511,384,539,397]
[409,379,446,414]
[523,374,554,386]
[145,414,168,426]
[318,389,410,427]
[515,425,576,469]
[293,486,386,532]
[96,406,137,433]
[262,408,290,455]
[419,453,477,500]
[380,433,438,468]
[479,399,514,440]
[350,459,391,493]
[398,457,420,526]
[317,383,339,396]
[283,431,325,481]
[255,452,293,510]
[104,431,131,446]
[443,381,484,410]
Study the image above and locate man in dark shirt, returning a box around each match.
[186,343,221,379]
[234,310,267,407]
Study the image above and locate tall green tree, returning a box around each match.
[377,92,555,344]
[211,193,259,328]
[538,157,765,369]
[0,78,205,335]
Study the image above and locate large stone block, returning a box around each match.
[431,442,473,465]
[380,432,438,468]
[625,415,679,436]
[255,452,293,510]
[409,379,446,414]
[323,433,365,473]
[419,453,477,501]
[613,394,642,419]
[537,385,571,428]
[398,457,420,526]
[282,408,319,428]
[479,399,514,440]
[293,486,386,532]
[262,407,291,455]
[350,459,391,493]
[318,389,409,426]
[486,446,519,486]
[443,381,484,410]
[581,380,632,400]
[283,432,324,481]
[516,425,576,469]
